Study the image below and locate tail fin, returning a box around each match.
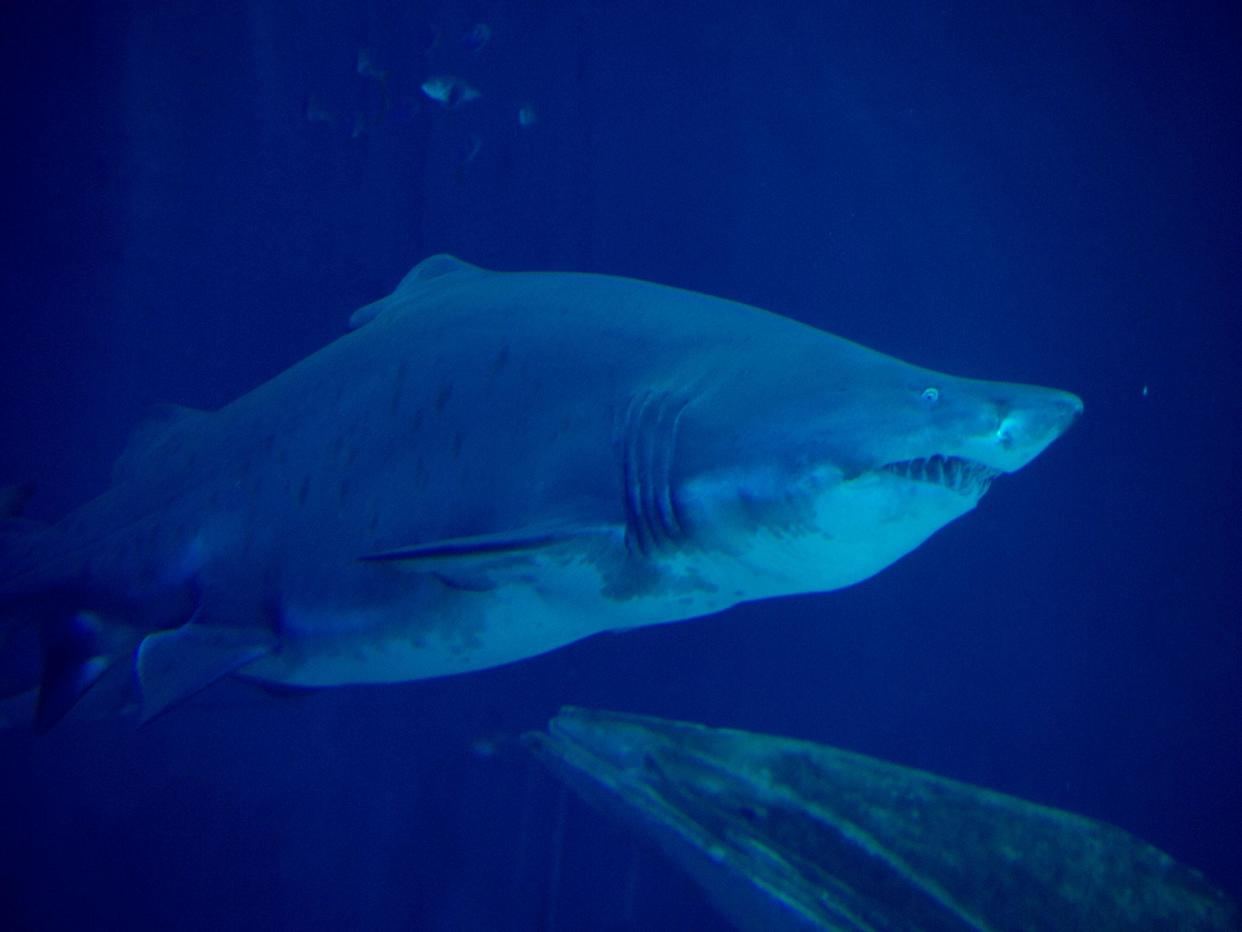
[0,482,135,730]
[0,602,138,732]
[1,483,267,728]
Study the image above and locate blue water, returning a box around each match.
[1,2,1238,928]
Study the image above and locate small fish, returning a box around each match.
[420,75,482,110]
[356,48,388,83]
[462,22,491,53]
[304,95,337,125]
[517,103,538,128]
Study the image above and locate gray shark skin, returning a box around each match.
[0,255,1081,723]
[527,708,1240,932]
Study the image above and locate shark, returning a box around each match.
[527,708,1238,930]
[0,255,1081,725]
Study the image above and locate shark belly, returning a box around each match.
[244,549,738,687]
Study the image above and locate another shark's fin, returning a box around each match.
[359,524,618,566]
[34,611,122,731]
[135,617,271,723]
[348,254,484,329]
[112,404,208,484]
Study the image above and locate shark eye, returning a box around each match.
[920,387,940,404]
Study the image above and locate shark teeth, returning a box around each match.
[881,455,1001,497]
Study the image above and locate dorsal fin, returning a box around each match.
[395,254,482,290]
[348,254,484,329]
[112,404,207,485]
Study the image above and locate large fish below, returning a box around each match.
[0,256,1081,725]
[527,708,1238,930]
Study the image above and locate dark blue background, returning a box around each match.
[1,1,1238,928]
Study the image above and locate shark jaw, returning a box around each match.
[879,454,1002,499]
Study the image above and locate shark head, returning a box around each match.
[665,330,1083,597]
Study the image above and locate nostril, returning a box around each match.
[996,417,1016,448]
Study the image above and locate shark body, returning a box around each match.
[527,708,1238,931]
[0,256,1081,723]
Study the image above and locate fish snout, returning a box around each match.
[986,388,1083,473]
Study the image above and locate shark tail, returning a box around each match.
[1,482,275,729]
[0,483,141,730]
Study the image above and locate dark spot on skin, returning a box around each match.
[297,478,309,506]
[491,344,510,374]
[262,433,275,452]
[451,431,463,459]
[339,480,350,505]
[411,410,424,433]
[435,382,453,414]
[369,512,379,533]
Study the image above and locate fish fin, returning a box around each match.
[348,254,484,329]
[112,404,209,484]
[359,524,618,566]
[396,254,481,287]
[34,611,122,731]
[135,620,271,723]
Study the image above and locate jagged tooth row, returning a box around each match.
[883,455,999,495]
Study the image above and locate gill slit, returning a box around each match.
[622,391,690,556]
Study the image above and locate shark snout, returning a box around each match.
[987,388,1083,473]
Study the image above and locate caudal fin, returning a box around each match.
[0,483,134,730]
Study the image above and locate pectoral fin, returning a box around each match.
[359,524,618,566]
[135,620,272,723]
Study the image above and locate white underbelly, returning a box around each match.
[243,568,734,688]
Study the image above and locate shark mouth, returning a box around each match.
[881,454,1001,497]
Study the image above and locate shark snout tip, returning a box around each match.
[1059,391,1085,429]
